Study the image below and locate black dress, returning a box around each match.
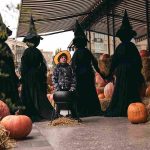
[21,47,54,121]
[71,48,102,117]
[105,42,145,117]
[0,42,20,106]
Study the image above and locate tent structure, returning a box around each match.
[17,0,150,51]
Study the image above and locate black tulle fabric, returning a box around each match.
[105,42,145,117]
[21,47,54,121]
[71,48,103,117]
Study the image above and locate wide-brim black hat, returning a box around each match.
[116,10,137,40]
[72,20,88,47]
[23,15,43,42]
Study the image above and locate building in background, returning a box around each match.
[6,38,27,68]
[86,32,121,59]
[135,39,147,51]
[40,50,53,69]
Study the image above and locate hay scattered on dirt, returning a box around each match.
[48,117,81,126]
[0,125,16,149]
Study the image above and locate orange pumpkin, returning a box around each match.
[104,82,114,99]
[98,93,105,100]
[146,86,150,97]
[95,73,106,87]
[96,88,101,95]
[1,115,32,139]
[139,50,149,57]
[128,103,148,124]
[0,100,10,118]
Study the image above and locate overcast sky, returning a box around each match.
[0,0,74,53]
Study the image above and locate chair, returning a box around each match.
[51,91,79,122]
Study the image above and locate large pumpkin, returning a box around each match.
[128,103,148,124]
[104,82,114,99]
[1,115,32,139]
[0,100,10,118]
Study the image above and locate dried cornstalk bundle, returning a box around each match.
[0,125,16,149]
[49,117,81,126]
[99,58,111,76]
[99,99,111,111]
[142,69,150,82]
[142,57,150,82]
[142,57,150,66]
[142,97,150,120]
[142,97,150,105]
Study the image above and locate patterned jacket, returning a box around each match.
[52,63,76,91]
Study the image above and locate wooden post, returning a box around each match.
[145,0,150,51]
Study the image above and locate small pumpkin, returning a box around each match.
[104,82,114,99]
[95,73,106,87]
[146,86,150,97]
[96,88,102,95]
[0,100,10,119]
[128,103,148,124]
[1,115,32,139]
[139,50,149,57]
[98,93,105,100]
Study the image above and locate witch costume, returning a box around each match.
[21,16,54,121]
[105,10,145,117]
[71,20,103,117]
[0,14,21,108]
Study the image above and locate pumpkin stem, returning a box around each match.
[15,110,20,115]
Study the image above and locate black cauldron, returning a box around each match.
[53,91,75,103]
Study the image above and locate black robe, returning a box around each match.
[105,42,145,117]
[0,42,20,106]
[21,47,54,121]
[71,48,102,117]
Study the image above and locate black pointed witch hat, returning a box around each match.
[116,10,137,42]
[73,20,88,48]
[23,15,43,42]
[0,13,12,41]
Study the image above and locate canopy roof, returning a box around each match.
[17,0,150,41]
[88,0,149,41]
[17,0,101,37]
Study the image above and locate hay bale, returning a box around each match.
[0,125,16,149]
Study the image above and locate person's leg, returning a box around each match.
[70,92,82,122]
